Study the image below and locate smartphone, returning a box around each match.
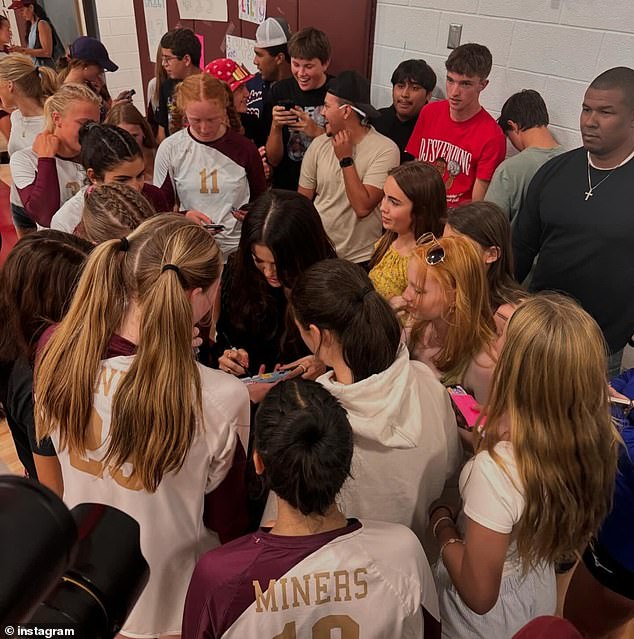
[203,223,225,232]
[447,386,485,431]
[116,89,135,101]
[242,370,293,385]
[277,99,296,111]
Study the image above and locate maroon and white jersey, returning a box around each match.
[183,519,439,639]
[153,127,266,257]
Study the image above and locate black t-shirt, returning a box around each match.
[373,105,416,164]
[240,112,267,148]
[157,78,184,137]
[513,147,634,353]
[262,76,332,190]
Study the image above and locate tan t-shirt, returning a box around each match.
[299,127,400,263]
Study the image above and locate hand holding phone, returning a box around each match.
[447,386,485,431]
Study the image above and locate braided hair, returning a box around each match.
[78,122,142,180]
[79,183,156,244]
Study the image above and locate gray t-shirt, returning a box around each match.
[486,145,563,219]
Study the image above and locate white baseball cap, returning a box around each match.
[255,17,291,48]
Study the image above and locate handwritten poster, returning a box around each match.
[176,0,228,22]
[238,0,266,24]
[225,34,257,74]
[144,0,168,62]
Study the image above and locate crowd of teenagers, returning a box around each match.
[0,5,633,639]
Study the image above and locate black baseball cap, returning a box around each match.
[327,70,380,119]
[69,36,118,72]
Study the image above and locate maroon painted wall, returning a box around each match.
[132,0,376,103]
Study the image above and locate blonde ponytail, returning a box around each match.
[0,53,59,106]
[36,214,223,492]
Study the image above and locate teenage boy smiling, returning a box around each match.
[406,43,505,204]
[264,27,332,190]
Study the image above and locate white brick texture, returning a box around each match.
[372,0,634,150]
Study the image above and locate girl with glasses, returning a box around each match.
[403,233,499,403]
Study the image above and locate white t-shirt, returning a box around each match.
[52,356,251,638]
[50,186,85,233]
[299,127,399,263]
[154,128,263,257]
[7,110,45,206]
[459,441,525,574]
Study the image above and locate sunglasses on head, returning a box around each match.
[416,232,445,265]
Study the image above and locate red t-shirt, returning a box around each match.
[405,100,506,205]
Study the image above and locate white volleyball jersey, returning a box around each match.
[52,354,251,638]
[153,127,266,256]
[183,519,439,639]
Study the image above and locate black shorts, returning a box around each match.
[583,542,634,600]
[11,203,36,231]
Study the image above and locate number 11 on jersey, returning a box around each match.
[200,168,220,194]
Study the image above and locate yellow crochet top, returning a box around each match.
[369,244,410,301]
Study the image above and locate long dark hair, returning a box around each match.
[368,161,446,269]
[24,2,51,43]
[227,190,336,338]
[446,202,524,308]
[255,379,353,517]
[0,231,93,363]
[291,259,401,382]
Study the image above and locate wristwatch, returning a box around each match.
[339,157,354,168]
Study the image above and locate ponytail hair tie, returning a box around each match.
[119,236,129,252]
[162,264,180,275]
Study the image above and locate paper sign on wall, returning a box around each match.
[225,34,257,74]
[176,0,228,22]
[144,0,168,62]
[0,0,20,46]
[238,0,266,24]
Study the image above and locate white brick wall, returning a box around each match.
[95,0,145,113]
[372,0,634,150]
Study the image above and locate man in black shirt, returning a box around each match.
[157,28,201,142]
[373,59,436,164]
[513,66,634,375]
[264,27,332,190]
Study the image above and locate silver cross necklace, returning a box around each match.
[585,148,634,201]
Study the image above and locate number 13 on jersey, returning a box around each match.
[200,168,220,194]
[273,615,359,639]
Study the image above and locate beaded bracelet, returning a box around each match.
[440,537,465,557]
[432,516,455,538]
